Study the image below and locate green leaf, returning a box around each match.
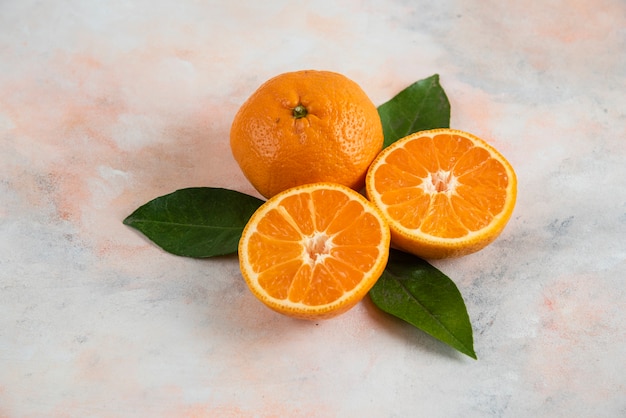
[377,74,451,148]
[369,249,476,359]
[123,187,264,258]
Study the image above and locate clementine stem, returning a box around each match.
[292,104,308,119]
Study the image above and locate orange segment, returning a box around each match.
[366,128,517,259]
[238,183,390,320]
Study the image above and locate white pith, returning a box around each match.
[421,169,459,195]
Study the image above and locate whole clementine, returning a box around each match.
[230,70,383,198]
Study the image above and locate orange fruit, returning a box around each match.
[238,182,390,320]
[230,70,383,198]
[366,128,517,259]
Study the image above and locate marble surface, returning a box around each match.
[1,1,625,416]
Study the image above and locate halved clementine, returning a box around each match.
[366,128,517,259]
[238,183,390,320]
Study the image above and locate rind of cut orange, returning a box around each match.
[238,183,390,320]
[365,129,517,259]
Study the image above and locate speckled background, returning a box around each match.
[1,1,624,416]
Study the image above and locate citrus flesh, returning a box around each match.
[230,70,383,198]
[238,183,390,320]
[366,128,517,259]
